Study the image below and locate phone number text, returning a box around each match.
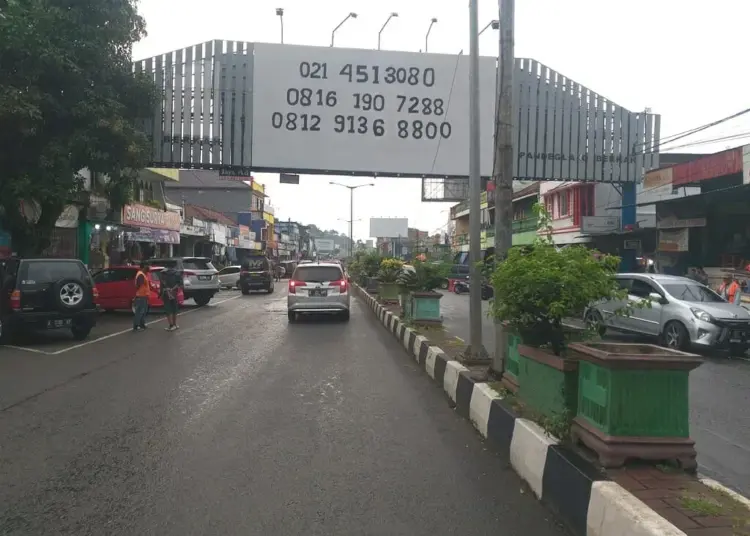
[269,112,452,140]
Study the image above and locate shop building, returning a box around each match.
[121,202,182,261]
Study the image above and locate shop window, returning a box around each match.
[557,191,570,217]
[544,196,553,216]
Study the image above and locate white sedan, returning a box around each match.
[217,265,242,289]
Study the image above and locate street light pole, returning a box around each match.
[424,18,437,53]
[276,8,284,44]
[331,12,358,47]
[492,0,515,374]
[479,19,499,37]
[378,12,398,50]
[466,0,488,362]
[330,182,373,257]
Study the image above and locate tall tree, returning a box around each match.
[0,0,156,256]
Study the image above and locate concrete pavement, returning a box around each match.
[440,289,750,496]
[0,288,568,535]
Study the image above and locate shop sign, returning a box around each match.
[581,215,620,234]
[657,217,707,229]
[126,228,180,244]
[643,167,673,190]
[251,180,265,195]
[658,228,689,252]
[180,223,206,236]
[480,191,488,209]
[239,225,252,242]
[210,223,228,246]
[262,211,275,224]
[672,147,743,187]
[122,203,181,231]
[623,239,641,251]
[238,238,254,249]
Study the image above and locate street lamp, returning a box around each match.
[331,12,357,47]
[276,8,284,44]
[479,19,499,36]
[424,17,437,53]
[330,181,374,257]
[378,12,398,50]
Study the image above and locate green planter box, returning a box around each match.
[517,345,578,421]
[569,342,702,469]
[408,292,442,324]
[378,281,400,303]
[365,277,379,294]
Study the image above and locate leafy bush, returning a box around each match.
[490,203,625,355]
[378,258,404,283]
[398,261,449,293]
[361,252,382,279]
[347,260,363,284]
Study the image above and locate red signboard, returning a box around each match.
[672,147,743,187]
[122,203,181,231]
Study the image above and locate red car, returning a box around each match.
[93,265,185,313]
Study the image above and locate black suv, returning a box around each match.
[239,255,275,295]
[0,258,98,343]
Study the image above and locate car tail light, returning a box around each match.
[92,287,100,304]
[288,280,304,294]
[10,290,21,310]
[150,281,161,292]
[335,279,348,293]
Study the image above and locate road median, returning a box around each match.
[354,282,749,536]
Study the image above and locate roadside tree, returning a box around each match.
[0,0,156,255]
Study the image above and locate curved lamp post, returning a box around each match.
[425,18,437,53]
[331,12,358,47]
[378,12,398,50]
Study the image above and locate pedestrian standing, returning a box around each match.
[160,265,182,331]
[719,275,742,305]
[133,262,150,332]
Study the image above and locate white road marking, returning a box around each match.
[3,294,243,356]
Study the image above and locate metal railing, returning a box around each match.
[512,217,538,233]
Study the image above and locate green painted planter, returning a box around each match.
[569,342,703,469]
[378,281,400,303]
[500,330,522,393]
[365,277,379,294]
[408,291,442,324]
[517,345,578,421]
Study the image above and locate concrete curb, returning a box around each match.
[354,283,690,536]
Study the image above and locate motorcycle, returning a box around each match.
[454,276,470,294]
[454,276,494,301]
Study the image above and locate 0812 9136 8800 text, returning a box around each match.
[249,43,497,178]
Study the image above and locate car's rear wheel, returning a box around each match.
[241,287,250,295]
[287,311,296,322]
[71,324,92,341]
[663,321,689,351]
[341,311,350,322]
[267,284,274,294]
[194,294,211,307]
[584,309,606,337]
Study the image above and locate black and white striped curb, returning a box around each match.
[354,284,694,536]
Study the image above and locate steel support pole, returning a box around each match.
[492,0,515,374]
[466,0,487,361]
[349,187,354,257]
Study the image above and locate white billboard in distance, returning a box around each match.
[315,238,335,252]
[251,43,497,178]
[370,218,408,238]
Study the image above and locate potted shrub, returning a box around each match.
[490,203,626,427]
[397,261,447,324]
[361,252,381,292]
[377,258,403,303]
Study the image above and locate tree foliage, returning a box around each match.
[490,203,625,355]
[0,0,156,255]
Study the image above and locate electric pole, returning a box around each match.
[465,0,488,362]
[492,0,515,374]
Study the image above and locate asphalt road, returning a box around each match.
[440,290,750,496]
[0,289,568,536]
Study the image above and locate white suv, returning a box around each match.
[287,262,350,322]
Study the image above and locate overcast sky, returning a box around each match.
[133,0,750,240]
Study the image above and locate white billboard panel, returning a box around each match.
[251,43,497,178]
[315,238,335,252]
[370,218,408,238]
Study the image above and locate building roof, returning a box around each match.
[184,204,237,227]
[513,182,540,200]
[168,170,252,190]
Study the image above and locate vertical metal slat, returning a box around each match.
[211,40,223,165]
[172,49,184,164]
[201,41,213,165]
[152,55,164,164]
[163,52,174,164]
[552,72,564,180]
[192,43,203,166]
[182,46,194,165]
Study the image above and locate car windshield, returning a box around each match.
[294,266,342,283]
[244,257,268,270]
[663,283,725,303]
[25,261,86,284]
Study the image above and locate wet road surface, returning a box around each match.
[440,290,750,496]
[0,289,568,535]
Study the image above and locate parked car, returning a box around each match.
[239,255,275,294]
[584,273,750,353]
[145,257,219,306]
[0,257,98,343]
[287,262,350,322]
[217,265,242,289]
[93,265,185,313]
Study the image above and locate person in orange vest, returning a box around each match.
[133,262,151,332]
[719,275,742,305]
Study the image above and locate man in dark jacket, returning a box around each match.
[160,266,182,331]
